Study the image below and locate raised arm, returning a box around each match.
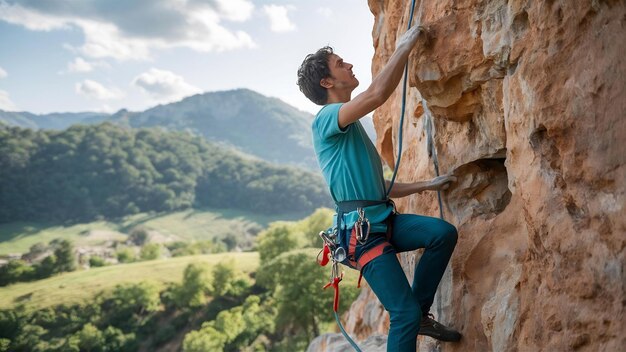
[337,25,427,129]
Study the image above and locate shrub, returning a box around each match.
[116,248,135,263]
[89,256,107,268]
[139,243,161,261]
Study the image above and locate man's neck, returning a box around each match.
[326,90,352,104]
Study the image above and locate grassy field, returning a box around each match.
[0,208,310,255]
[0,252,259,310]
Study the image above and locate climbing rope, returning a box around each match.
[423,99,445,220]
[386,0,419,198]
[335,311,362,351]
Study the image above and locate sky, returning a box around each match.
[0,0,375,115]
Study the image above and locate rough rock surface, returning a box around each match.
[310,0,625,351]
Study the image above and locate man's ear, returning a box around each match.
[320,78,333,89]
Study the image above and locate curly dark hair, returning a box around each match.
[296,46,334,105]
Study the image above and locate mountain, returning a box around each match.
[0,111,109,130]
[0,89,378,169]
[108,89,317,169]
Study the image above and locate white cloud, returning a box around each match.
[0,0,256,61]
[263,5,296,33]
[76,20,153,61]
[64,57,109,73]
[75,79,124,100]
[0,2,68,31]
[317,7,333,18]
[207,0,254,22]
[0,90,17,111]
[132,68,201,104]
[0,66,6,78]
[68,58,93,73]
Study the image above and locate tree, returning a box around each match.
[11,324,49,352]
[169,263,212,309]
[0,307,25,341]
[293,208,334,248]
[102,282,161,330]
[182,326,227,352]
[102,326,136,352]
[256,224,301,264]
[0,338,9,352]
[0,260,34,286]
[111,282,161,314]
[259,250,358,341]
[237,295,276,348]
[73,323,104,352]
[139,243,161,261]
[210,260,250,298]
[128,227,149,246]
[35,255,57,279]
[52,239,76,273]
[213,309,246,343]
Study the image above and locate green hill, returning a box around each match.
[0,207,310,256]
[0,252,259,310]
[0,123,331,224]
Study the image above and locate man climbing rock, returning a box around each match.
[297,24,462,351]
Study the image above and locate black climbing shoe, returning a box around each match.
[418,313,462,342]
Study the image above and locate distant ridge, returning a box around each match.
[108,89,316,169]
[0,88,377,169]
[0,110,109,130]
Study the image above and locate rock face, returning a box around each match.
[311,0,625,351]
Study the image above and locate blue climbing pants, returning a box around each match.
[360,213,458,352]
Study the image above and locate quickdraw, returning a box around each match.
[317,230,344,312]
[323,262,343,312]
[354,207,370,244]
[317,229,362,351]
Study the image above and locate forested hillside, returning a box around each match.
[0,123,331,224]
[0,211,358,352]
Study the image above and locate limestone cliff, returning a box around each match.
[309,0,624,351]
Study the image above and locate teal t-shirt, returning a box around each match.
[312,103,393,232]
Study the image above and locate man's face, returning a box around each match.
[326,53,359,90]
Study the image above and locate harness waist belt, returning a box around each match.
[336,199,389,213]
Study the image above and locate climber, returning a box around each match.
[297,24,462,352]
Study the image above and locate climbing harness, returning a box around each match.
[335,200,394,272]
[317,200,394,352]
[316,0,420,350]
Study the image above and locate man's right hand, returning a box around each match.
[396,25,426,50]
[338,23,429,129]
